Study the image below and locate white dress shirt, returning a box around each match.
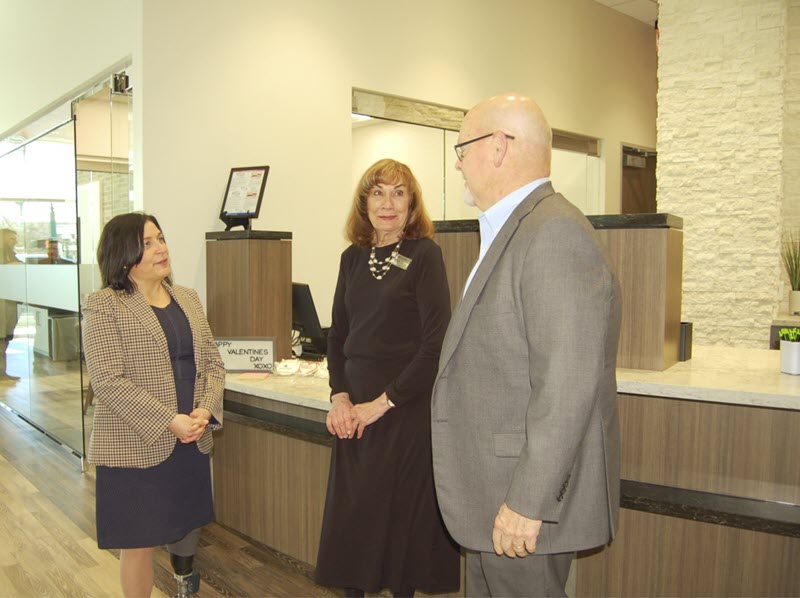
[463,177,550,295]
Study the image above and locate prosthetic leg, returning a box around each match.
[167,528,201,598]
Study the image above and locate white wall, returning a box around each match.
[0,0,140,139]
[140,0,656,323]
[2,0,656,325]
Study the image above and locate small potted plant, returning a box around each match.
[779,327,800,375]
[781,231,800,314]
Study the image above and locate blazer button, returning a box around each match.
[196,372,202,379]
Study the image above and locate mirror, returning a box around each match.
[351,88,606,217]
[351,89,467,220]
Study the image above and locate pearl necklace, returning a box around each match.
[368,239,403,281]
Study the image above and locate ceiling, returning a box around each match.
[593,0,658,26]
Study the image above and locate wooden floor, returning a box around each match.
[0,403,342,597]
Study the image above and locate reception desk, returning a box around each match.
[214,347,800,596]
[212,346,800,596]
[580,347,800,596]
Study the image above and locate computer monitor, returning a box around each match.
[292,283,326,356]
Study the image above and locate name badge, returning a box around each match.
[390,254,412,270]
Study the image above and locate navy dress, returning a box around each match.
[95,299,214,549]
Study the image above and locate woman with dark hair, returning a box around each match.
[315,159,460,597]
[82,212,224,597]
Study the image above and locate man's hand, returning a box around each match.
[492,502,542,558]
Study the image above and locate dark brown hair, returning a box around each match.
[345,158,435,247]
[97,212,171,293]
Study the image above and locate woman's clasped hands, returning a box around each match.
[168,407,212,443]
[327,393,357,439]
[327,392,392,440]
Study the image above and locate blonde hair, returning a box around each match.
[346,159,435,247]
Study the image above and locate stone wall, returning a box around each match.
[657,0,788,347]
[785,2,800,238]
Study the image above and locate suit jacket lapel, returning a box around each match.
[438,182,556,374]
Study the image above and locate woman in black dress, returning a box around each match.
[315,159,460,597]
[82,213,224,597]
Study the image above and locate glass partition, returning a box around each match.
[75,84,134,452]
[0,118,82,452]
[0,71,133,460]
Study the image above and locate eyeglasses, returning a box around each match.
[454,132,515,161]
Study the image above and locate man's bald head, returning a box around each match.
[469,93,552,173]
[457,93,552,210]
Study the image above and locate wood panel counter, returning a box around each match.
[213,347,800,596]
[582,346,800,597]
[434,214,684,371]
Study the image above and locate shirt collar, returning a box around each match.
[480,177,550,238]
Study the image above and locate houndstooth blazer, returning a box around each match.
[82,281,225,468]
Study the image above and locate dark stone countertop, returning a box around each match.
[434,213,683,233]
[205,230,293,241]
[621,480,800,538]
[434,220,480,233]
[224,402,331,447]
[588,213,683,230]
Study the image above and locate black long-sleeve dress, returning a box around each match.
[315,237,460,594]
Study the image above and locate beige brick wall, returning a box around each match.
[785,2,800,237]
[657,0,788,348]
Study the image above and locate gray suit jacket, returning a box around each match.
[431,182,621,554]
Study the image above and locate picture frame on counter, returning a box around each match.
[218,165,270,231]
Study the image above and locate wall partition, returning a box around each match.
[0,72,132,460]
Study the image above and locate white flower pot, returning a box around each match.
[780,340,800,375]
[791,290,800,315]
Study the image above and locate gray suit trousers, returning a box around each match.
[465,550,574,598]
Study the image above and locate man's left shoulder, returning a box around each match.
[522,194,593,233]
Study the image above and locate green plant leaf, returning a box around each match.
[782,232,800,291]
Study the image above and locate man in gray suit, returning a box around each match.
[431,93,622,597]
